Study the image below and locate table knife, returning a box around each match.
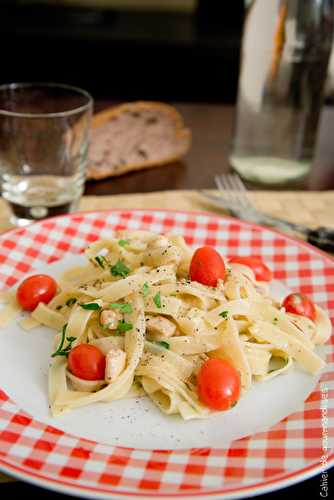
[200,191,334,253]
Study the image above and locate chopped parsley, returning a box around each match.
[219,310,229,319]
[51,324,76,358]
[56,305,63,311]
[95,255,107,269]
[273,317,279,325]
[110,260,130,278]
[109,302,133,313]
[142,282,150,297]
[79,302,101,310]
[153,292,161,308]
[118,239,130,247]
[66,298,77,307]
[116,319,133,335]
[156,340,170,350]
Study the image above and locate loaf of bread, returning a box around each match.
[87,101,191,180]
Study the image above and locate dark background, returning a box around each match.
[0,0,333,497]
[2,0,244,103]
[1,467,333,499]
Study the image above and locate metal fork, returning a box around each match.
[200,173,334,252]
[214,173,253,211]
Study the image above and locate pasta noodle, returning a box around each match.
[0,291,21,327]
[8,231,331,419]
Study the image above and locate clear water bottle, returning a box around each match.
[230,0,334,185]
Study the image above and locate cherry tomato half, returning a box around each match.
[228,256,273,282]
[282,293,316,321]
[189,246,226,287]
[68,344,106,381]
[197,358,240,411]
[16,274,57,311]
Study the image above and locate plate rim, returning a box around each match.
[0,207,333,266]
[0,207,333,499]
[1,454,333,500]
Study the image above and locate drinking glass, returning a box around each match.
[0,83,93,226]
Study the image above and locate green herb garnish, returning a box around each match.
[66,298,77,307]
[79,302,101,310]
[110,260,130,278]
[116,319,133,335]
[156,340,170,350]
[56,305,63,311]
[219,310,228,319]
[142,282,150,297]
[109,302,133,313]
[95,255,107,269]
[118,239,130,247]
[153,292,161,309]
[231,400,238,408]
[273,317,279,325]
[51,324,76,358]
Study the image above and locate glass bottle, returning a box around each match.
[230,0,334,184]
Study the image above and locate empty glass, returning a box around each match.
[0,83,93,226]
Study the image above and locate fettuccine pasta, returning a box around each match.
[9,231,332,419]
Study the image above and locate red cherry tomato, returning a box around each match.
[16,274,57,311]
[197,358,241,411]
[68,344,106,381]
[228,256,273,282]
[189,246,226,287]
[282,293,316,321]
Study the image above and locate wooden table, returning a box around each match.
[85,102,334,196]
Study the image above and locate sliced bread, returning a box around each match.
[87,101,191,180]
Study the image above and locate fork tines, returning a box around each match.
[214,173,252,209]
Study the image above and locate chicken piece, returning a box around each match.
[147,235,170,249]
[100,309,122,330]
[144,237,182,268]
[105,348,127,383]
[146,314,176,338]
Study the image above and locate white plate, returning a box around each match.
[0,209,332,500]
[0,254,324,450]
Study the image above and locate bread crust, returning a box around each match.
[87,101,191,180]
